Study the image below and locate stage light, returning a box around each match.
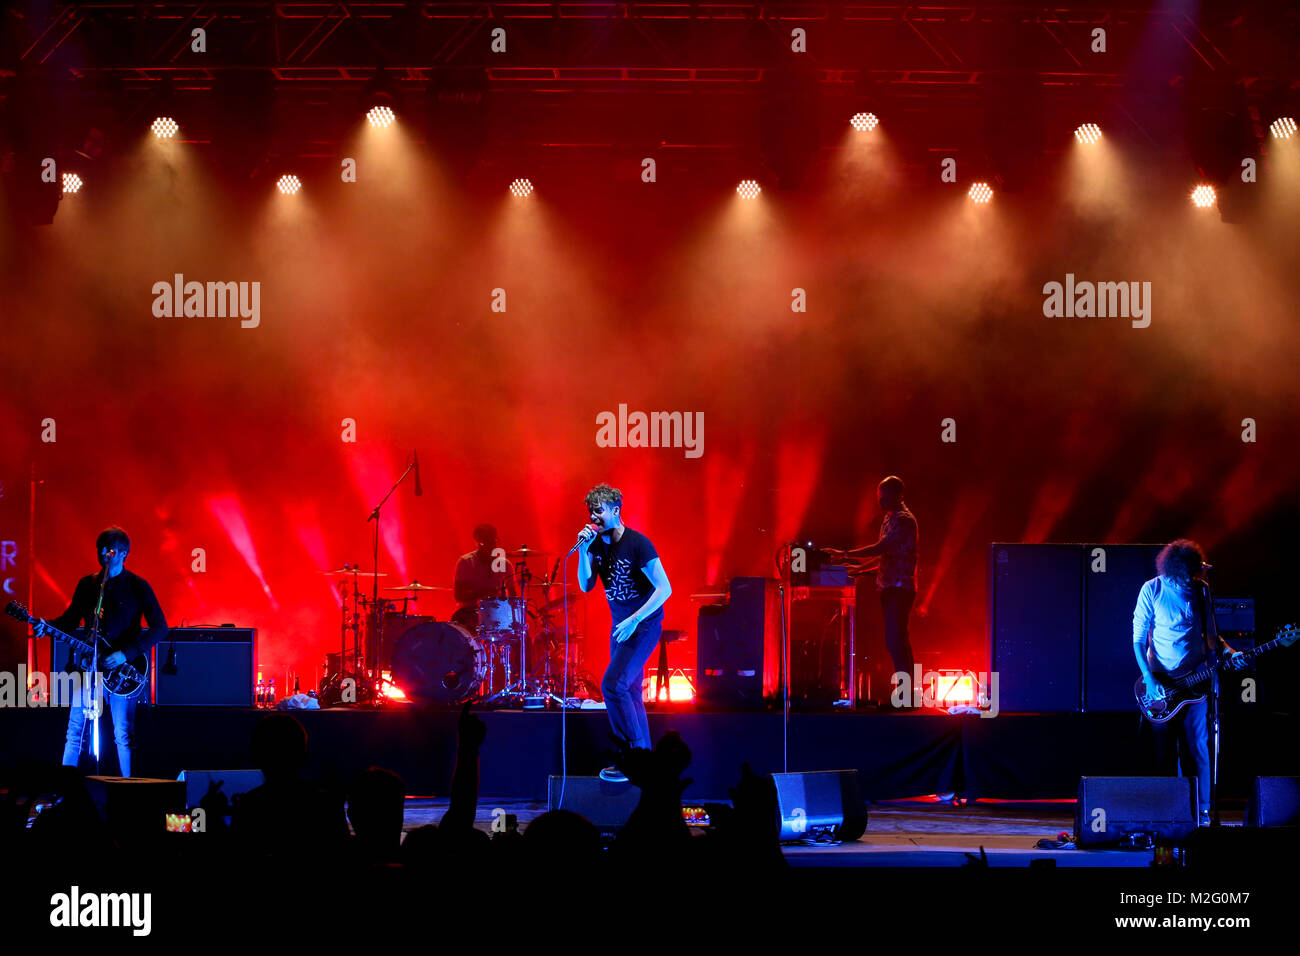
[850,112,879,132]
[736,179,761,199]
[276,174,302,196]
[151,116,178,139]
[931,671,977,706]
[1074,123,1102,145]
[967,182,993,204]
[1270,116,1297,140]
[61,172,83,195]
[643,672,696,704]
[509,177,533,198]
[366,104,395,129]
[1191,184,1217,208]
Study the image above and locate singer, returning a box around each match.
[575,483,672,783]
[32,527,168,777]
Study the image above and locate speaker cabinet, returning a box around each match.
[990,545,1083,713]
[1246,776,1300,827]
[772,770,867,843]
[153,628,256,706]
[1075,776,1197,847]
[697,577,781,707]
[85,775,187,841]
[1084,544,1162,711]
[547,776,642,836]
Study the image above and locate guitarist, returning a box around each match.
[32,527,167,777]
[1132,538,1244,826]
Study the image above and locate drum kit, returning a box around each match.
[317,548,595,709]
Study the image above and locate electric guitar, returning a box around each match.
[6,600,149,699]
[1135,623,1298,723]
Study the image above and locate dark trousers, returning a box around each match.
[601,615,663,751]
[1148,697,1211,815]
[879,587,916,679]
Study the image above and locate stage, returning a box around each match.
[3,705,1296,804]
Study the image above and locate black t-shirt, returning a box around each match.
[50,569,168,658]
[587,527,662,627]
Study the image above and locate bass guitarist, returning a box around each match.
[32,527,167,777]
[1133,538,1244,826]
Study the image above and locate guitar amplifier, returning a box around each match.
[153,627,256,706]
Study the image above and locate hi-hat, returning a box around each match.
[507,546,553,558]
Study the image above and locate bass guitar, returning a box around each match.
[1135,623,1298,723]
[6,600,149,699]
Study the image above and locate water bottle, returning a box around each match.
[255,677,265,708]
[267,679,276,708]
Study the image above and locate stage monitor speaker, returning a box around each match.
[1083,544,1162,711]
[153,628,256,706]
[772,770,867,843]
[1075,776,1197,847]
[697,577,780,707]
[547,776,642,837]
[1246,776,1300,827]
[990,544,1083,713]
[85,776,187,841]
[177,769,265,812]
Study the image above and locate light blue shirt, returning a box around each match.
[1132,575,1206,673]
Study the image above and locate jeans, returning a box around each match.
[879,587,916,679]
[63,684,138,777]
[601,615,663,751]
[1149,696,1210,814]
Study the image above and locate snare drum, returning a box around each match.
[390,621,487,704]
[475,597,525,641]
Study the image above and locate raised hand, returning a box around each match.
[458,701,487,750]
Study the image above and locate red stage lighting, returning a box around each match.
[276,174,302,196]
[1190,184,1217,208]
[366,105,396,129]
[509,178,533,198]
[61,172,83,195]
[1270,116,1296,140]
[967,182,993,204]
[151,116,179,139]
[850,112,879,132]
[1074,123,1102,145]
[736,179,761,199]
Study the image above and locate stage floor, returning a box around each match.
[403,798,1229,867]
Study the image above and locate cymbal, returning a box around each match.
[382,582,450,592]
[507,546,553,558]
[538,593,580,613]
[321,566,388,577]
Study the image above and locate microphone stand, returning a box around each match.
[87,566,112,775]
[1199,574,1222,827]
[366,457,418,706]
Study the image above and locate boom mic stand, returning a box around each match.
[366,455,419,706]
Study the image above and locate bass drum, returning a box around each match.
[390,621,487,704]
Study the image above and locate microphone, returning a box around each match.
[413,451,423,497]
[568,524,599,556]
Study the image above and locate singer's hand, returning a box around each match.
[612,616,640,644]
[577,525,597,550]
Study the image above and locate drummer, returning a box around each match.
[452,524,516,627]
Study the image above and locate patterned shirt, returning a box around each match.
[875,507,918,591]
[586,527,662,626]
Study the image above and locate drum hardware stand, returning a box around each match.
[364,453,419,707]
[483,556,541,706]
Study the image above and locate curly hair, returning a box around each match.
[583,483,622,513]
[1156,538,1205,584]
